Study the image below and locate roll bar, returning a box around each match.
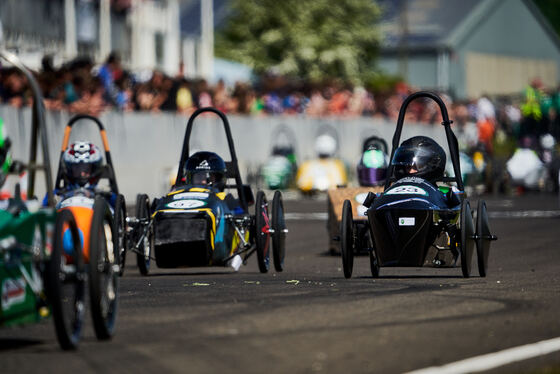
[175,107,248,213]
[384,91,464,192]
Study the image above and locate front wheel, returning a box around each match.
[255,191,271,273]
[271,190,287,272]
[47,209,86,350]
[89,197,119,340]
[135,194,153,276]
[460,199,475,278]
[340,200,354,279]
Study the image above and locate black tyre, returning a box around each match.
[47,209,86,350]
[460,199,475,278]
[255,191,271,273]
[114,194,127,276]
[89,197,118,340]
[340,200,354,279]
[476,200,491,277]
[135,194,153,276]
[367,232,380,278]
[271,190,287,272]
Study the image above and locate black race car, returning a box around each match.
[340,91,497,278]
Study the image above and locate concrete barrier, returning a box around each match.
[0,105,447,202]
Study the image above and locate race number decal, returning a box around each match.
[166,200,206,209]
[385,185,428,196]
[59,196,95,209]
[399,217,415,226]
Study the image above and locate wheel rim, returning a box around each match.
[256,192,270,273]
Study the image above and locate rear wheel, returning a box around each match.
[47,209,86,350]
[476,200,492,277]
[340,200,354,279]
[271,191,287,272]
[460,199,475,278]
[135,194,153,276]
[255,191,270,273]
[114,194,127,276]
[89,197,118,340]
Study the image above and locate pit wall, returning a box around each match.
[0,105,447,202]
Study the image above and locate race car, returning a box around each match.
[260,125,298,190]
[128,107,287,275]
[0,50,111,349]
[326,135,388,254]
[53,114,125,340]
[296,132,347,194]
[339,91,497,279]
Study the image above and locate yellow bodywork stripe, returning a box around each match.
[167,189,185,196]
[189,187,210,192]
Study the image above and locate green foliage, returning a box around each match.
[215,0,381,85]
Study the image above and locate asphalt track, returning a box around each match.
[1,193,559,374]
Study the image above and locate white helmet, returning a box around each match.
[540,134,556,150]
[315,134,337,158]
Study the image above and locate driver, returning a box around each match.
[391,136,446,184]
[184,151,227,192]
[62,141,103,188]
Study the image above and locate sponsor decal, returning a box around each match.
[166,200,206,209]
[385,185,428,196]
[59,196,94,209]
[399,217,415,226]
[1,277,26,311]
[196,160,210,170]
[173,192,209,200]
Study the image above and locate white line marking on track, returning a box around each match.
[405,336,560,374]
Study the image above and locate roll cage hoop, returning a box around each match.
[384,91,464,192]
[175,107,249,213]
[55,114,119,194]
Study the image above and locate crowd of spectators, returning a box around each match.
[1,52,560,153]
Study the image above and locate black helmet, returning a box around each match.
[184,151,227,191]
[391,136,446,182]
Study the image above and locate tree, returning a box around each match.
[215,0,381,85]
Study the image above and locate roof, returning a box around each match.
[377,0,482,50]
[378,0,560,52]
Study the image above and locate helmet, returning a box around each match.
[315,134,337,158]
[63,142,103,187]
[392,136,446,182]
[357,145,387,186]
[184,151,227,191]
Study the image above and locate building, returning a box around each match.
[0,0,181,76]
[377,0,560,99]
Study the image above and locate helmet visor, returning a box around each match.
[69,163,94,184]
[191,171,223,186]
[391,146,436,175]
